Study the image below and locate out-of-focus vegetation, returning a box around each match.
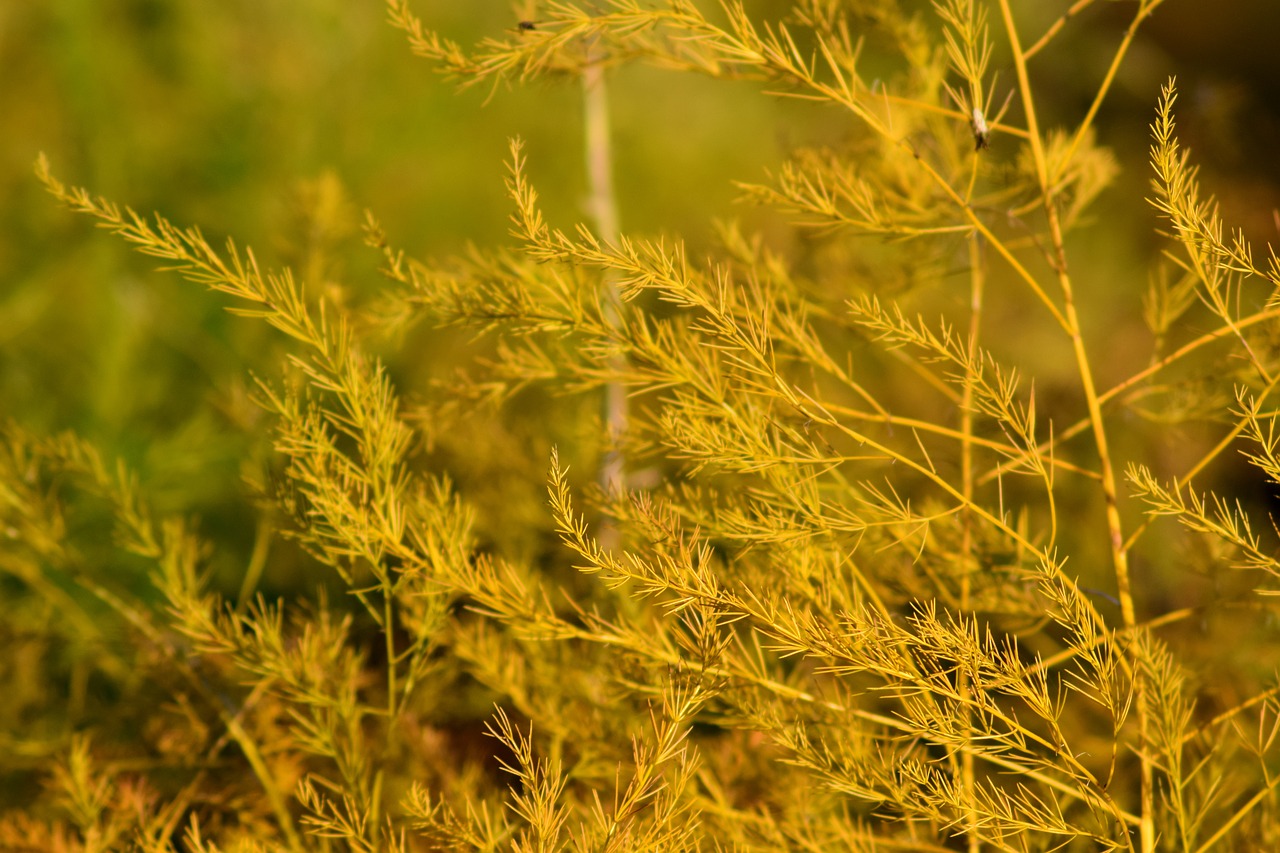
[6,1,1280,850]
[4,0,1278,538]
[3,1,797,586]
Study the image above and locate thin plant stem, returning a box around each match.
[998,1,1151,848]
[1058,1,1167,186]
[978,304,1280,488]
[583,44,627,549]
[958,233,985,853]
[1022,0,1096,61]
[1123,370,1280,551]
[84,581,306,853]
[235,518,272,613]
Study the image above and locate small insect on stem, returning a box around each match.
[970,106,990,151]
[510,19,544,35]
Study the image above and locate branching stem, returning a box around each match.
[998,1,1151,849]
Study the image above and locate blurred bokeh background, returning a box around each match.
[2,1,790,565]
[3,0,1279,591]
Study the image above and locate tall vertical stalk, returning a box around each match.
[583,46,626,548]
[959,234,985,853]
[998,2,1153,849]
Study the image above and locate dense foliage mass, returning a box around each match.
[6,1,1280,850]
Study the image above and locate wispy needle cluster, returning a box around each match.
[8,2,1280,851]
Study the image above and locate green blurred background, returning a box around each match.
[5,4,1280,834]
[3,0,1280,590]
[2,2,783,482]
